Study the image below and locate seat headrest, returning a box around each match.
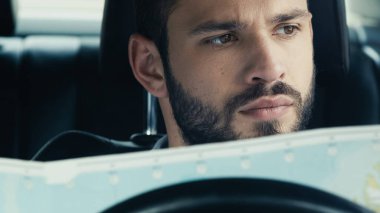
[309,0,349,85]
[100,0,349,85]
[100,0,136,76]
[0,0,15,36]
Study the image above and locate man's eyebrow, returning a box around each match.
[188,9,311,36]
[270,9,311,24]
[189,21,247,36]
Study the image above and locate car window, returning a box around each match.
[13,0,105,35]
[346,0,380,27]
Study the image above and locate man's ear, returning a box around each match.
[129,34,168,98]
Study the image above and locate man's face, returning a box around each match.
[164,0,314,145]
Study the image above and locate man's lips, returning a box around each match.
[238,96,294,121]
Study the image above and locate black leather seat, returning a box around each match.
[0,37,21,158]
[0,1,147,159]
[332,28,380,125]
[30,0,151,161]
[0,0,18,158]
[306,0,379,128]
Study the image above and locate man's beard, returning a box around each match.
[164,62,315,146]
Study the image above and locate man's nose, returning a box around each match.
[244,38,286,85]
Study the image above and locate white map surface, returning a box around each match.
[0,125,379,212]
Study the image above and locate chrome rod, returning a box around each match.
[146,93,158,135]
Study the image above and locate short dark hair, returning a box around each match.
[134,0,178,56]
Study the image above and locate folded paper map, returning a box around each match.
[1,125,379,212]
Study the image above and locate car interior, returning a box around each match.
[0,0,379,161]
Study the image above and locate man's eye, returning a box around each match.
[274,25,300,38]
[206,34,238,47]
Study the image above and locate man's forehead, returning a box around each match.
[169,0,309,30]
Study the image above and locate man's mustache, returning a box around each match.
[226,82,303,115]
